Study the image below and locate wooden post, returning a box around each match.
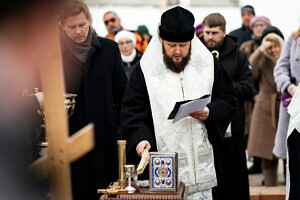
[31,20,94,200]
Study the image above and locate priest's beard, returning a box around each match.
[162,45,191,73]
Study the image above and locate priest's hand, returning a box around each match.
[136,140,151,157]
[189,107,209,121]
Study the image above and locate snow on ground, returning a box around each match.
[90,0,300,39]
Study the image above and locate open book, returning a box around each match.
[168,94,210,123]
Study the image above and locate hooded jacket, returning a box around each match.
[202,35,254,136]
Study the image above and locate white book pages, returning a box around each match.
[173,96,210,123]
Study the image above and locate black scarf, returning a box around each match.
[60,27,97,93]
[61,27,96,66]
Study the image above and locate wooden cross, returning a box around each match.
[31,21,94,200]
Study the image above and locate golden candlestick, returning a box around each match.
[98,140,127,193]
[117,140,127,182]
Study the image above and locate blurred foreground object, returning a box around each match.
[0,0,59,199]
[31,12,94,200]
[0,1,95,199]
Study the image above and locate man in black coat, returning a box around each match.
[202,13,254,200]
[59,1,127,199]
[229,5,255,47]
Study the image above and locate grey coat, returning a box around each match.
[273,35,300,159]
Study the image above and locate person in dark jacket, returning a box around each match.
[103,11,148,53]
[229,5,255,47]
[58,1,127,199]
[115,30,143,79]
[202,13,254,200]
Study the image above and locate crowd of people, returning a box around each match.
[0,0,299,200]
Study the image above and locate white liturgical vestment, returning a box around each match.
[140,35,216,199]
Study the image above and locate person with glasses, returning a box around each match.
[241,16,271,58]
[115,30,143,79]
[103,11,148,53]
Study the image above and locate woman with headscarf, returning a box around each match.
[115,30,143,79]
[247,26,284,186]
[195,23,203,39]
[240,16,271,58]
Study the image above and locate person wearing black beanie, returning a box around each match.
[241,5,255,16]
[121,6,237,200]
[261,26,284,42]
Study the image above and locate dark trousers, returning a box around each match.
[288,129,300,200]
[212,135,250,200]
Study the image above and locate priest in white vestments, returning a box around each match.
[120,6,237,200]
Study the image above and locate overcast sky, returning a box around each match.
[90,0,300,38]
